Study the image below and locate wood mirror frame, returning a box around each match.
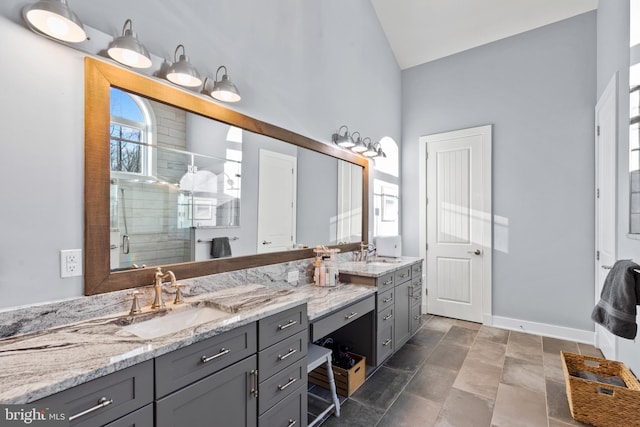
[84,58,368,295]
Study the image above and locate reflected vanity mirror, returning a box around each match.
[85,58,368,295]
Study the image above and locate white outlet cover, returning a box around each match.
[61,249,83,278]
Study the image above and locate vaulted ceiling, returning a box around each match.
[371,0,598,70]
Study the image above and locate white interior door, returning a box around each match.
[423,126,492,323]
[257,150,296,253]
[595,74,618,360]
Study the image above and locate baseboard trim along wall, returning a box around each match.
[490,315,595,345]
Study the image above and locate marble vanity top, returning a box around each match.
[0,281,376,404]
[338,256,423,277]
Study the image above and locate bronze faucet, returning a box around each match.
[151,267,176,310]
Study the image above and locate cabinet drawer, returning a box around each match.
[377,317,394,363]
[377,306,394,332]
[394,266,412,285]
[410,279,423,305]
[258,383,306,427]
[258,357,306,415]
[411,261,423,277]
[155,322,257,398]
[259,305,308,350]
[258,330,307,381]
[376,272,394,290]
[310,295,375,341]
[36,360,153,427]
[104,403,153,427]
[377,288,394,312]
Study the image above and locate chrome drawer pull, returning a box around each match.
[345,312,358,320]
[413,295,422,300]
[278,320,297,330]
[382,339,392,346]
[383,296,393,303]
[278,348,297,361]
[287,419,297,427]
[383,279,393,286]
[69,397,113,421]
[383,313,393,321]
[250,369,259,398]
[201,348,231,363]
[278,377,297,391]
[414,315,421,320]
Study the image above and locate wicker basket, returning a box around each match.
[561,351,640,427]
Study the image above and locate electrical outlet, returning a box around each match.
[60,249,82,278]
[287,271,299,283]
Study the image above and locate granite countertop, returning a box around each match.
[0,281,376,404]
[338,256,422,277]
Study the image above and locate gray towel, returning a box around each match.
[211,237,232,258]
[591,260,640,339]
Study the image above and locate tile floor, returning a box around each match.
[318,314,600,427]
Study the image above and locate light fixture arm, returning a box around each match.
[215,65,228,81]
[174,44,187,61]
[121,18,133,35]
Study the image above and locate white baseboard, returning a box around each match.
[490,315,595,345]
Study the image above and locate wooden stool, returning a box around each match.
[307,343,341,426]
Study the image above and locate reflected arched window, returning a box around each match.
[374,136,399,177]
[110,88,153,176]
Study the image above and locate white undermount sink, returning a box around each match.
[121,306,229,340]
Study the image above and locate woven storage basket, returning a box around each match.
[561,351,640,427]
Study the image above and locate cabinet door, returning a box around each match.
[104,404,153,427]
[410,302,423,336]
[156,355,257,427]
[394,281,411,349]
[376,307,394,365]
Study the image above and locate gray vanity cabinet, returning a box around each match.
[154,322,258,427]
[34,360,154,427]
[257,304,308,427]
[156,355,257,427]
[394,278,412,349]
[410,270,423,335]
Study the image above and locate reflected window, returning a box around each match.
[374,179,399,236]
[110,88,153,175]
[374,136,399,177]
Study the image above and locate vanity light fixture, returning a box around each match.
[363,139,378,157]
[166,44,202,88]
[210,66,241,102]
[351,134,368,153]
[332,125,355,148]
[23,0,86,43]
[107,19,152,69]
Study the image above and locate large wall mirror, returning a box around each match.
[85,58,368,295]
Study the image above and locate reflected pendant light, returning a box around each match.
[107,19,152,69]
[23,0,86,43]
[166,44,202,88]
[363,139,378,157]
[211,66,241,102]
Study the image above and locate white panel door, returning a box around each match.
[257,150,296,253]
[595,74,617,360]
[425,126,491,323]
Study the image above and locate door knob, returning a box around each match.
[467,249,481,255]
[262,240,272,245]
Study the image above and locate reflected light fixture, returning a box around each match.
[363,139,378,157]
[107,19,152,69]
[166,44,202,88]
[23,0,86,43]
[332,125,355,148]
[351,134,368,153]
[211,66,241,102]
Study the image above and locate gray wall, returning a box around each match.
[596,0,640,374]
[401,12,597,331]
[0,0,400,309]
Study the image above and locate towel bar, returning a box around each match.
[601,264,640,274]
[197,237,239,243]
